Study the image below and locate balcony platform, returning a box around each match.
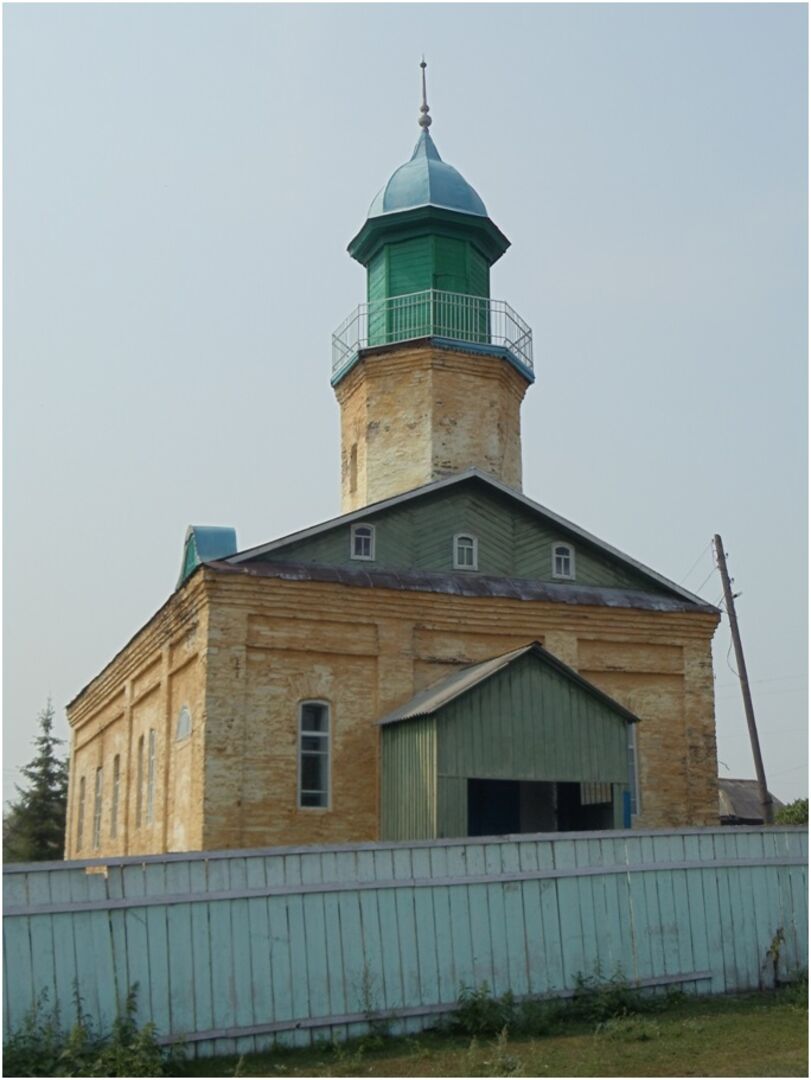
[332,289,534,387]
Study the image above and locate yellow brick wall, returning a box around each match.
[335,343,528,512]
[199,571,720,849]
[65,577,209,859]
[67,567,720,858]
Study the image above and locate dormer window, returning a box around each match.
[453,533,478,570]
[552,542,575,579]
[351,523,375,561]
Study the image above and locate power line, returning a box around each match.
[679,541,712,585]
[695,562,718,595]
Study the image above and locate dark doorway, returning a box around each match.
[556,782,614,831]
[467,778,614,836]
[468,779,521,836]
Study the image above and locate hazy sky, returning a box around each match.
[4,4,808,806]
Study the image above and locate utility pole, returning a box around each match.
[713,534,773,825]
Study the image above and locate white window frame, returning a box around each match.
[298,700,331,810]
[176,705,192,741]
[453,533,478,571]
[350,523,375,561]
[552,541,576,580]
[145,729,156,825]
[111,755,120,839]
[92,766,103,850]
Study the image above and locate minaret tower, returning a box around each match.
[332,63,534,512]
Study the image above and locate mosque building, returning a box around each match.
[64,70,720,858]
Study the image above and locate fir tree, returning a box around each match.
[3,700,69,862]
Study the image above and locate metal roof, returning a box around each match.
[718,779,785,823]
[177,525,237,588]
[207,558,717,613]
[377,642,641,726]
[225,468,714,609]
[368,131,487,219]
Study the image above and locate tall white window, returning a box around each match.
[176,705,192,740]
[76,776,86,852]
[92,767,103,850]
[298,702,330,808]
[350,524,375,561]
[453,533,478,570]
[135,735,145,828]
[110,755,121,839]
[146,729,156,824]
[552,542,575,580]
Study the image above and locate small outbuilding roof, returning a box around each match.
[718,778,785,823]
[378,641,641,727]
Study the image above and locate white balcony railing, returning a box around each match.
[331,289,534,383]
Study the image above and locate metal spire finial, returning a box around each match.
[418,57,432,130]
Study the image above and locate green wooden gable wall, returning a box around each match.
[381,650,630,841]
[247,481,678,597]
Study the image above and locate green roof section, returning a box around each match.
[177,525,238,588]
[226,470,711,605]
[367,129,488,219]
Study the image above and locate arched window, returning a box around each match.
[453,533,478,570]
[176,705,192,741]
[552,542,575,580]
[350,523,375,561]
[298,701,330,808]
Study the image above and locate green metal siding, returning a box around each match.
[380,717,436,841]
[436,653,629,785]
[433,654,629,838]
[436,777,467,839]
[254,483,675,597]
[381,653,630,841]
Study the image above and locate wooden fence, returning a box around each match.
[3,827,808,1057]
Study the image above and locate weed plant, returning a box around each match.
[3,984,186,1077]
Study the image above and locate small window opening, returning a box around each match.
[299,702,330,808]
[176,705,192,741]
[552,542,575,579]
[145,729,156,825]
[92,767,103,850]
[111,755,120,839]
[351,523,375,561]
[349,444,358,494]
[76,776,86,852]
[454,534,478,570]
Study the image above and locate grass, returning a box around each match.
[179,984,808,1077]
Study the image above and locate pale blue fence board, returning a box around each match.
[4,827,807,1058]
